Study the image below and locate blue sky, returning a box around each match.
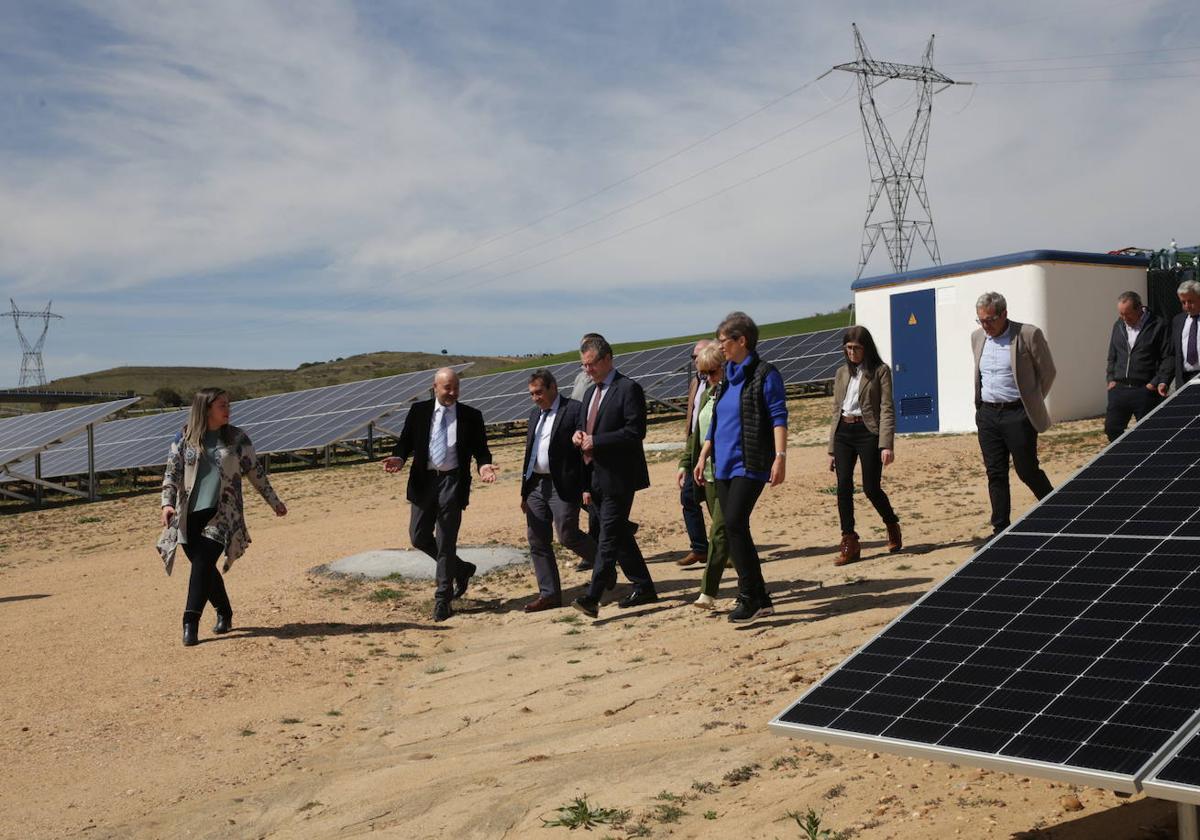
[0,0,1197,385]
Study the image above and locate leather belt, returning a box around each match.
[840,414,863,424]
[982,400,1023,410]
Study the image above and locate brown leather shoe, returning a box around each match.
[524,594,562,613]
[676,551,705,567]
[835,533,861,566]
[886,521,903,553]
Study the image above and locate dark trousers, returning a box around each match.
[716,477,768,604]
[1104,384,1162,442]
[525,475,596,598]
[409,471,464,603]
[680,469,709,553]
[833,420,899,535]
[976,404,1053,532]
[183,507,231,622]
[586,488,654,601]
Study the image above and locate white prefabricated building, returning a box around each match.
[852,249,1152,435]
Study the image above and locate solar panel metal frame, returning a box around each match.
[0,397,140,470]
[1143,719,1200,805]
[769,378,1200,793]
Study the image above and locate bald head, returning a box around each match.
[692,338,713,360]
[433,367,460,406]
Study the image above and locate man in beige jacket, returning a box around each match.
[971,291,1056,535]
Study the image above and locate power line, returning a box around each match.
[982,71,1200,85]
[966,56,1200,75]
[943,44,1200,67]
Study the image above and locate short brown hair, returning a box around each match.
[716,311,759,351]
[528,369,557,389]
[580,334,613,358]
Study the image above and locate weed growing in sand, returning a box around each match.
[564,628,581,636]
[655,791,685,803]
[239,728,255,737]
[956,795,1007,808]
[703,810,718,820]
[325,709,343,717]
[787,808,834,840]
[553,614,582,625]
[424,664,446,674]
[395,652,420,660]
[629,655,645,663]
[691,781,718,795]
[298,801,322,812]
[772,754,802,770]
[896,564,912,571]
[540,796,627,830]
[652,802,685,823]
[723,763,760,785]
[507,653,523,660]
[281,718,302,725]
[78,515,103,524]
[369,587,404,601]
[822,783,845,800]
[566,659,581,664]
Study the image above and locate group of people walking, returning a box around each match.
[158,282,1200,645]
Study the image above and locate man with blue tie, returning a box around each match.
[1167,280,1200,391]
[383,367,497,621]
[520,370,595,612]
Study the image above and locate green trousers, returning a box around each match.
[698,478,734,597]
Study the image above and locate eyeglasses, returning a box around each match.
[698,369,719,376]
[976,314,1003,326]
[717,336,737,345]
[844,344,865,352]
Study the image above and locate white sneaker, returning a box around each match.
[692,593,716,610]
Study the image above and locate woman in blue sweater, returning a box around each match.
[694,312,788,623]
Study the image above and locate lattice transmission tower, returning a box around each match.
[831,23,971,279]
[2,299,63,387]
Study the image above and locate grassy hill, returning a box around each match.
[45,310,851,406]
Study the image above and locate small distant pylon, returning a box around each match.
[829,23,972,279]
[2,299,63,387]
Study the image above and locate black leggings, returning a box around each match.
[833,420,898,535]
[715,477,767,603]
[183,508,231,622]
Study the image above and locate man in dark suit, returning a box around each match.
[383,367,497,621]
[571,334,657,618]
[1167,279,1200,391]
[520,369,596,612]
[1104,291,1173,442]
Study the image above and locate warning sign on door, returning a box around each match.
[908,313,918,325]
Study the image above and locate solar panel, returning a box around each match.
[1143,722,1200,805]
[771,380,1200,793]
[6,366,465,479]
[0,398,140,470]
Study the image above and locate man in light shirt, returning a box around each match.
[1167,279,1200,392]
[383,368,498,621]
[1104,291,1172,442]
[971,292,1056,536]
[519,369,595,612]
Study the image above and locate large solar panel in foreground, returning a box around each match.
[771,381,1200,792]
[0,398,140,468]
[1145,721,1200,805]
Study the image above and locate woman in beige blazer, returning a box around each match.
[827,326,901,565]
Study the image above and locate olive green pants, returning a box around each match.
[698,479,734,597]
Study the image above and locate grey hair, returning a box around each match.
[716,311,759,350]
[975,292,1007,313]
[1178,279,1200,297]
[528,368,557,389]
[580,334,613,359]
[1117,290,1143,308]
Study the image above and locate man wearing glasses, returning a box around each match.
[971,291,1057,536]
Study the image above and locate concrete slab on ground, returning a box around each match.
[321,545,529,580]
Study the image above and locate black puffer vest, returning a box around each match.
[712,354,779,474]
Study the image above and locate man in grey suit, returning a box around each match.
[520,370,596,612]
[971,291,1057,535]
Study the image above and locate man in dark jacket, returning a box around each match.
[1105,291,1173,442]
[520,369,595,611]
[1167,279,1200,393]
[571,334,657,618]
[383,367,497,621]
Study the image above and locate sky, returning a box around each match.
[0,0,1196,385]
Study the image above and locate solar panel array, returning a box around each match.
[0,398,140,470]
[771,381,1200,794]
[4,366,463,480]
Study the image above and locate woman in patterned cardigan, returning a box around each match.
[160,388,287,646]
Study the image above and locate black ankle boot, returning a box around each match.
[183,612,201,647]
[213,613,232,634]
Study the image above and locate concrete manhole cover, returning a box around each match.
[319,545,529,581]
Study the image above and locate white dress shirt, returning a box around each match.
[1124,309,1147,351]
[531,396,559,474]
[980,326,1021,403]
[428,402,459,471]
[841,368,863,416]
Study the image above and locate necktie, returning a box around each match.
[583,384,603,464]
[430,407,448,468]
[525,410,550,480]
[1189,316,1199,368]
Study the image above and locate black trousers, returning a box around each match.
[183,507,231,621]
[680,469,708,553]
[975,403,1053,532]
[1104,384,1162,442]
[715,477,768,604]
[586,488,654,601]
[833,420,898,535]
[409,471,465,603]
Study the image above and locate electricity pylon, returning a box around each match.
[830,23,971,279]
[2,299,63,386]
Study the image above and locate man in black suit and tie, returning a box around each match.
[520,369,596,612]
[383,367,497,621]
[1167,280,1200,391]
[571,334,657,618]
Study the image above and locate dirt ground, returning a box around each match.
[0,398,1183,839]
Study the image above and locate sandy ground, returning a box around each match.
[0,398,1183,840]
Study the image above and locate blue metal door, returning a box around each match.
[890,289,939,433]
